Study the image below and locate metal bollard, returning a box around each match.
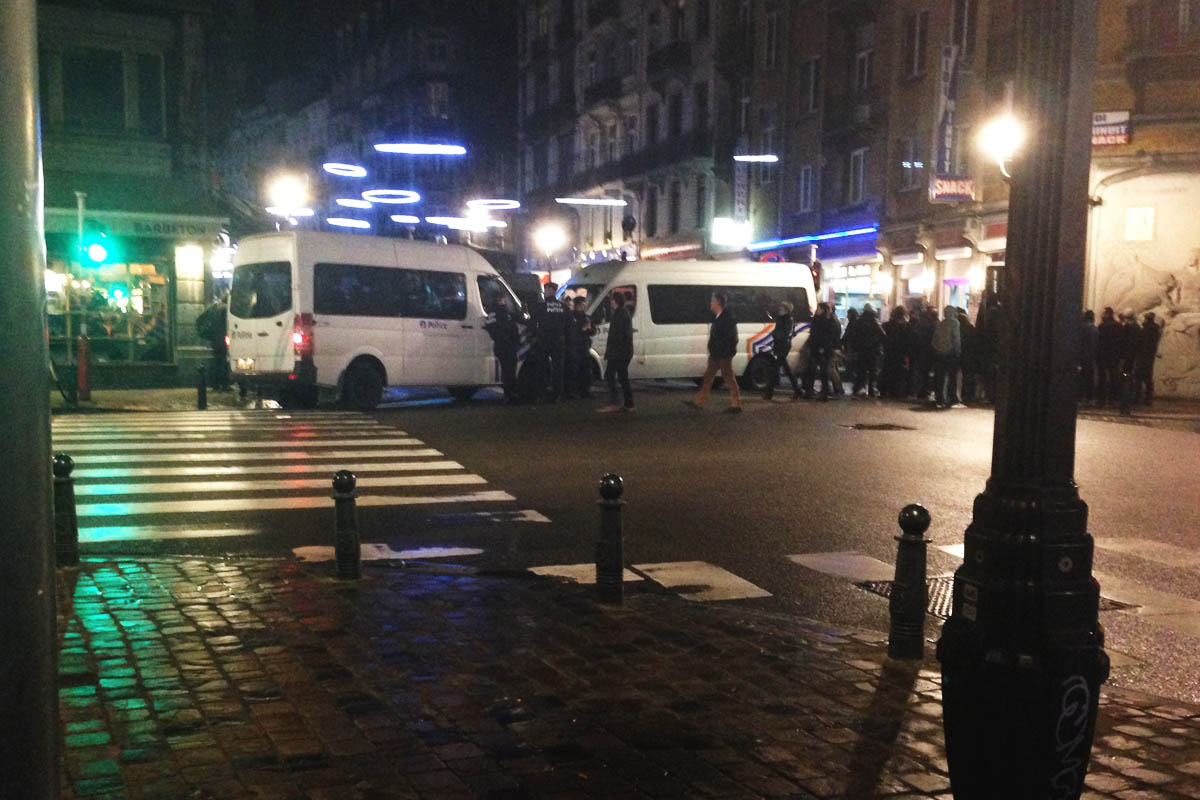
[53,453,79,567]
[332,470,360,579]
[888,503,931,660]
[196,366,208,411]
[595,473,624,604]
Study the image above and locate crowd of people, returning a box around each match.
[1082,307,1161,407]
[788,301,1002,409]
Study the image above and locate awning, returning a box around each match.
[900,262,926,280]
[935,245,974,261]
[891,250,925,266]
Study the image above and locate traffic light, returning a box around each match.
[79,221,121,266]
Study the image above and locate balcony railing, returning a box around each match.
[568,129,714,191]
[583,74,624,107]
[647,41,692,78]
[1127,0,1200,57]
[587,0,620,29]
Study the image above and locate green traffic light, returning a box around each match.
[86,241,108,263]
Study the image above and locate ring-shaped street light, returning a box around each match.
[323,162,368,177]
[327,217,371,229]
[361,189,421,204]
[466,198,521,211]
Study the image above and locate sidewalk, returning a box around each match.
[51,388,249,415]
[56,556,1200,800]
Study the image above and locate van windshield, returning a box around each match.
[231,261,292,319]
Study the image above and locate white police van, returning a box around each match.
[228,230,521,410]
[556,259,816,391]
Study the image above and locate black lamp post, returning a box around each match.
[936,2,1108,799]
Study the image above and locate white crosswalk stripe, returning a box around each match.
[529,560,772,601]
[52,411,548,542]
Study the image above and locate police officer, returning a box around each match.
[531,282,568,402]
[484,295,521,404]
[571,297,594,398]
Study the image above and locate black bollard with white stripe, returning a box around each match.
[196,366,208,411]
[333,470,360,579]
[595,473,624,604]
[53,452,79,567]
[888,504,931,660]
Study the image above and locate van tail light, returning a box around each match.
[224,334,231,347]
[292,313,314,357]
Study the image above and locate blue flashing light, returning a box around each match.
[747,225,879,252]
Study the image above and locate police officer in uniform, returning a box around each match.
[531,282,568,402]
[484,295,521,404]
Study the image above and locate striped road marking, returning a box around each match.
[60,438,423,451]
[530,560,771,601]
[787,552,897,582]
[68,449,443,465]
[76,490,516,518]
[80,526,262,543]
[53,428,398,441]
[293,544,486,562]
[73,460,464,479]
[75,473,487,496]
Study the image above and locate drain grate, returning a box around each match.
[839,423,917,431]
[856,577,1135,619]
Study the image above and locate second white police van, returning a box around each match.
[228,230,522,410]
[558,259,817,392]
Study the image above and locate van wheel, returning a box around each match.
[743,354,776,392]
[342,362,384,411]
[449,386,478,402]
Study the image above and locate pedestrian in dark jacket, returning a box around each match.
[1096,307,1122,406]
[1133,311,1161,405]
[484,295,521,403]
[763,300,800,400]
[932,305,962,408]
[1117,310,1141,411]
[531,282,568,402]
[686,291,742,412]
[1079,310,1098,404]
[598,293,634,412]
[957,308,977,404]
[570,297,594,398]
[803,303,840,400]
[881,306,911,399]
[848,304,884,397]
[195,292,229,389]
[974,300,1000,403]
[912,307,938,399]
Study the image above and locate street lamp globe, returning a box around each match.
[533,223,567,258]
[265,173,310,213]
[977,114,1026,178]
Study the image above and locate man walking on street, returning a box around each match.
[598,293,634,413]
[763,300,800,400]
[686,291,742,412]
[932,305,962,408]
[803,303,840,400]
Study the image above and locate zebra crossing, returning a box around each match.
[51,411,546,543]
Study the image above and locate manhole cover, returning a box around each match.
[839,423,917,431]
[856,577,1135,619]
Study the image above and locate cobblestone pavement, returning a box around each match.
[56,557,1200,799]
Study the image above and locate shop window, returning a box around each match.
[47,259,173,364]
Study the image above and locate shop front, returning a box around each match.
[44,208,229,387]
[817,232,890,322]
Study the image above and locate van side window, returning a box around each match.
[647,285,712,324]
[314,263,401,317]
[590,286,637,325]
[231,261,292,319]
[477,274,518,313]
[400,270,467,320]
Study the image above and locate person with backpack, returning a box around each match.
[931,305,962,408]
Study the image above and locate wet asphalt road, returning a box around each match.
[71,381,1200,703]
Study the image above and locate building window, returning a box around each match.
[606,122,619,161]
[668,93,683,139]
[696,0,711,37]
[1182,0,1195,33]
[588,132,600,169]
[625,115,639,153]
[625,39,640,73]
[587,51,598,84]
[62,47,125,133]
[763,11,778,70]
[899,137,925,190]
[693,81,709,132]
[848,147,868,204]
[854,23,875,92]
[798,164,814,212]
[903,11,929,77]
[647,103,660,144]
[537,4,550,36]
[760,124,776,184]
[799,58,821,114]
[668,181,681,234]
[671,6,685,39]
[136,53,164,137]
[559,132,575,175]
[738,78,750,133]
[953,0,976,60]
[524,73,535,116]
[428,81,449,118]
[695,175,707,228]
[952,126,970,176]
[646,186,659,237]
